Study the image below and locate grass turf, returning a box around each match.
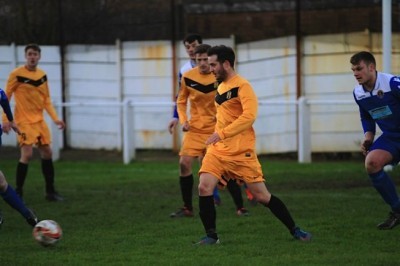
[0,156,399,265]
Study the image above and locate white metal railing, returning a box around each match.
[49,98,354,164]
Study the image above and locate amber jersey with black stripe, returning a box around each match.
[176,66,218,134]
[2,66,59,125]
[208,74,258,159]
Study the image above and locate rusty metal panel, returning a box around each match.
[237,36,296,62]
[237,37,298,154]
[66,45,116,62]
[304,32,371,55]
[303,54,350,75]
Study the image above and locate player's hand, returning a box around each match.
[205,132,221,145]
[2,122,11,134]
[168,118,178,134]
[182,121,190,132]
[8,121,20,134]
[361,139,372,156]
[55,120,66,130]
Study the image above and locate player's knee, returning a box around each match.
[253,192,269,204]
[250,188,271,205]
[39,146,53,159]
[0,172,8,191]
[198,182,213,196]
[365,159,384,174]
[179,162,191,175]
[20,152,33,162]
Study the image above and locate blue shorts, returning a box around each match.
[370,134,400,164]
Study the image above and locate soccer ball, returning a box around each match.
[32,220,62,247]
[383,164,394,172]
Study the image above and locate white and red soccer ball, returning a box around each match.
[32,220,62,247]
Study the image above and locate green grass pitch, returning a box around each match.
[0,155,399,265]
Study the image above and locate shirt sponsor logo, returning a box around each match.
[368,105,392,120]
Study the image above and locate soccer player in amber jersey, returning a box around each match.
[168,33,202,134]
[2,44,65,202]
[351,51,400,229]
[168,34,222,205]
[170,44,250,218]
[0,88,38,227]
[194,45,312,245]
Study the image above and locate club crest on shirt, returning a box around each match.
[377,89,384,99]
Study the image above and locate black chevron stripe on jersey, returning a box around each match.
[184,77,217,94]
[215,87,239,105]
[17,75,47,87]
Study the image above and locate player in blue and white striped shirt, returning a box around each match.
[351,51,400,229]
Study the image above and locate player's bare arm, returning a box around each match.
[168,118,178,134]
[361,131,374,156]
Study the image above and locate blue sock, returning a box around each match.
[0,185,31,219]
[213,187,220,199]
[369,170,400,211]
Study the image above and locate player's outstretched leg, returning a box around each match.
[265,194,312,241]
[0,180,38,226]
[249,182,311,242]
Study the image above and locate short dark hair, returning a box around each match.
[183,33,202,45]
[25,43,41,53]
[207,45,235,68]
[350,51,376,66]
[194,44,211,55]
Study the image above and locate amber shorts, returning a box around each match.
[179,131,209,157]
[199,152,265,186]
[17,120,51,146]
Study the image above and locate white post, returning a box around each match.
[382,0,392,73]
[50,103,62,161]
[123,99,135,164]
[298,97,311,163]
[10,43,17,68]
[116,39,123,151]
[51,125,60,161]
